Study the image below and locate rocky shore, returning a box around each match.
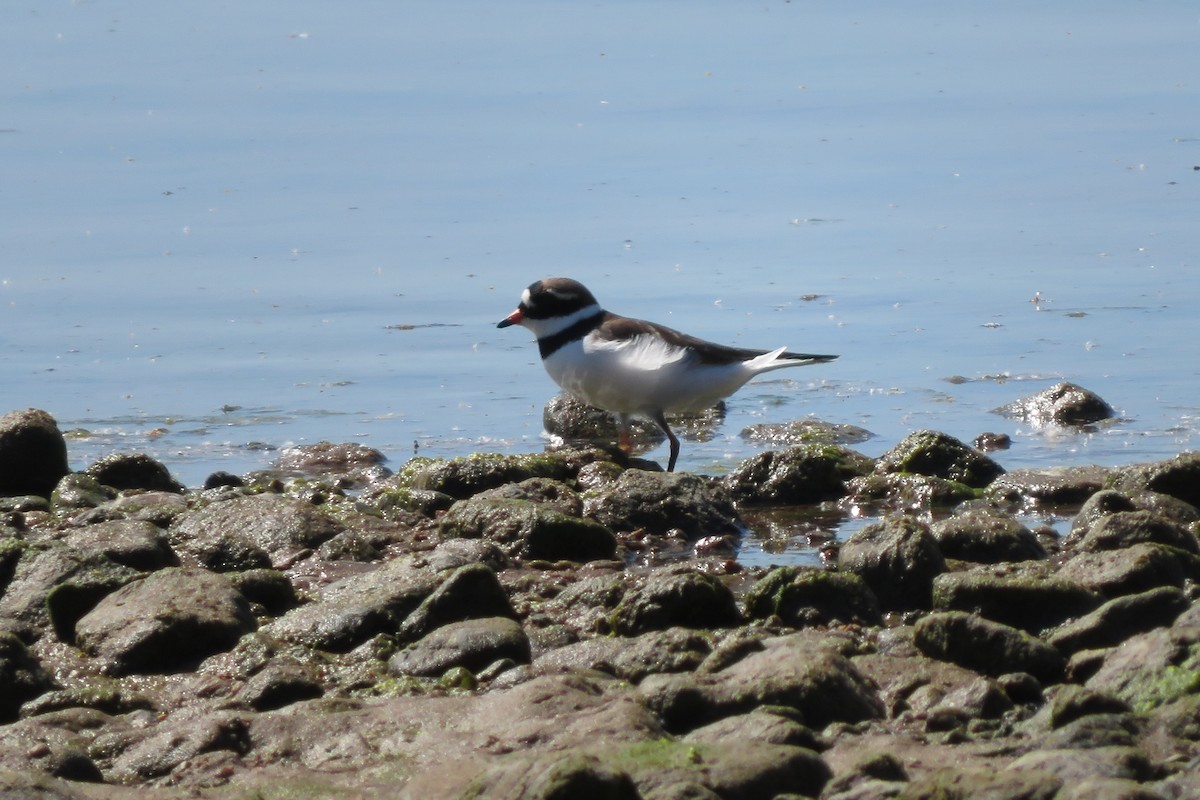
[1,390,1198,800]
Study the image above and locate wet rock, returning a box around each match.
[359,478,456,518]
[0,770,91,799]
[1057,777,1167,800]
[171,493,344,569]
[822,749,908,800]
[1059,543,1199,600]
[1070,489,1140,538]
[995,381,1117,426]
[988,465,1112,507]
[610,569,741,635]
[1008,746,1154,784]
[474,477,584,516]
[930,509,1046,564]
[853,647,1012,722]
[62,519,178,571]
[585,470,742,540]
[682,708,823,751]
[389,616,531,677]
[0,409,70,499]
[1078,510,1199,554]
[932,568,1102,633]
[0,632,55,722]
[744,566,882,627]
[667,742,831,800]
[261,554,439,651]
[724,444,874,505]
[84,453,184,493]
[276,441,390,485]
[438,498,617,562]
[544,392,662,446]
[914,611,1066,683]
[837,515,946,611]
[108,710,250,781]
[639,632,885,733]
[461,752,641,800]
[843,472,979,511]
[904,768,1061,800]
[1047,587,1190,656]
[873,429,1005,488]
[0,545,141,638]
[1048,686,1133,729]
[396,562,517,643]
[740,418,874,446]
[50,474,114,512]
[1108,452,1200,509]
[1084,605,1200,712]
[74,567,256,675]
[232,657,324,710]
[1041,711,1142,750]
[203,471,244,490]
[225,566,298,618]
[535,627,712,682]
[973,431,1011,452]
[397,453,576,500]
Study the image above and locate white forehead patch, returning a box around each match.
[521,287,533,306]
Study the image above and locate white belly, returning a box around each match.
[542,336,756,415]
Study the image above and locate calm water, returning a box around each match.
[5,3,1199,564]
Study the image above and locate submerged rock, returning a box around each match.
[276,441,390,485]
[994,381,1117,426]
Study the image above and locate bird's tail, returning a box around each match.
[749,347,838,372]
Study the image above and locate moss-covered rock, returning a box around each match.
[439,497,616,563]
[725,444,874,505]
[744,566,881,627]
[873,430,1005,488]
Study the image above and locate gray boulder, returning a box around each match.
[74,567,256,674]
[838,515,946,611]
[388,617,531,678]
[171,493,344,569]
[913,611,1065,683]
